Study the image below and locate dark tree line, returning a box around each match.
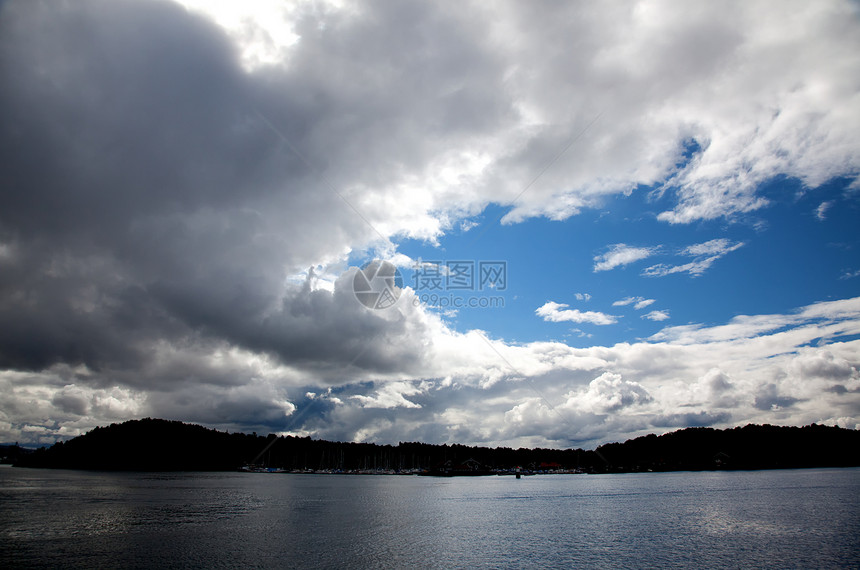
[0,444,30,465]
[13,418,860,473]
[597,423,860,472]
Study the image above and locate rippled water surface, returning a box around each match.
[1,467,858,568]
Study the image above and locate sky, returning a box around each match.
[1,0,859,449]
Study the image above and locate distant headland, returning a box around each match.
[8,419,860,474]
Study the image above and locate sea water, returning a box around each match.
[1,466,858,568]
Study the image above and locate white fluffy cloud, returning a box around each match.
[569,372,653,414]
[594,245,657,272]
[643,310,671,322]
[536,302,619,326]
[351,382,425,410]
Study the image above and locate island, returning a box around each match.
[11,418,860,474]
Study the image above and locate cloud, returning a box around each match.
[494,0,860,225]
[536,302,619,326]
[571,372,653,413]
[614,296,656,310]
[1,0,859,448]
[681,239,742,257]
[350,382,425,409]
[816,201,834,221]
[459,219,479,232]
[753,383,800,412]
[643,239,744,277]
[594,245,656,272]
[2,295,860,448]
[790,349,857,381]
[574,293,592,301]
[649,296,860,344]
[642,310,670,321]
[692,368,739,408]
[324,297,860,447]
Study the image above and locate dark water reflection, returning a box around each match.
[1,467,858,568]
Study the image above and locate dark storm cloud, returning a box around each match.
[149,269,435,376]
[0,0,270,371]
[0,0,459,378]
[1,0,264,233]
